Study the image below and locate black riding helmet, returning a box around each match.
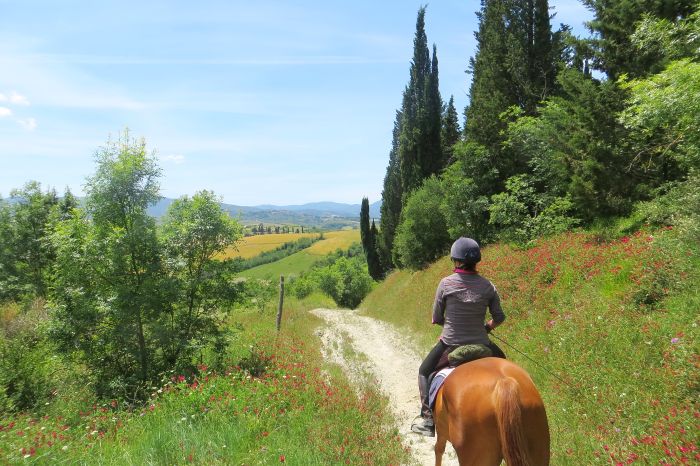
[450,237,481,264]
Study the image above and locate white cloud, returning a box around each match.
[9,92,30,106]
[17,117,37,131]
[0,91,30,106]
[161,154,185,164]
[0,107,13,117]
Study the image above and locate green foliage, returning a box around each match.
[315,256,374,309]
[441,95,461,164]
[50,132,243,400]
[378,111,403,270]
[440,142,497,243]
[465,0,556,150]
[0,182,63,300]
[366,220,383,280]
[488,175,578,245]
[503,69,637,221]
[0,301,55,412]
[379,6,445,274]
[159,190,243,368]
[393,176,451,269]
[630,11,700,70]
[620,59,700,172]
[581,0,697,79]
[633,173,700,244]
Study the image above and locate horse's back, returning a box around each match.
[435,357,549,466]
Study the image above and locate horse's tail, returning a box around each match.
[493,376,531,466]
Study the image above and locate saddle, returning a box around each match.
[427,343,495,406]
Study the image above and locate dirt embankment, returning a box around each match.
[311,308,459,466]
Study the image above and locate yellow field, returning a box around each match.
[220,233,318,259]
[304,229,360,255]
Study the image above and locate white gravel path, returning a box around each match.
[311,308,459,466]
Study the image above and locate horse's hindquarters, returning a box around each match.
[433,358,550,466]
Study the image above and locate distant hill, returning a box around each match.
[147,198,381,229]
[1,195,381,229]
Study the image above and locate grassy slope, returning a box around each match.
[0,292,409,465]
[241,230,360,280]
[360,228,699,465]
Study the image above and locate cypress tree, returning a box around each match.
[441,95,461,164]
[367,220,383,280]
[398,6,432,194]
[465,0,555,152]
[582,0,697,79]
[379,111,403,269]
[379,6,445,272]
[420,44,444,179]
[360,197,371,254]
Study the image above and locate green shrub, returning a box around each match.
[0,300,66,412]
[488,175,578,245]
[393,176,451,269]
[314,256,374,309]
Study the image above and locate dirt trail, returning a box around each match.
[311,308,459,466]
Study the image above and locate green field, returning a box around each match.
[240,230,360,279]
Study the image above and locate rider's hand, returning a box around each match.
[484,323,492,333]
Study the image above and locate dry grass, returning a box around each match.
[219,232,318,259]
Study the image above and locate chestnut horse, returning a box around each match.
[433,357,550,466]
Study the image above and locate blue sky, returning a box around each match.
[0,0,592,206]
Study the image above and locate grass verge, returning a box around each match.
[360,228,699,465]
[0,292,410,465]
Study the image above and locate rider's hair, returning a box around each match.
[453,259,477,271]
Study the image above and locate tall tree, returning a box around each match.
[367,220,383,280]
[582,0,697,79]
[380,6,444,271]
[441,95,461,164]
[8,181,59,297]
[360,197,371,254]
[379,111,403,269]
[420,44,444,178]
[465,0,556,153]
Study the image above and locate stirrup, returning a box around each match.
[410,415,435,437]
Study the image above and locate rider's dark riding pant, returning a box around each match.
[418,339,448,421]
[418,339,507,421]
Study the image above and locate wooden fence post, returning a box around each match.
[276,275,284,332]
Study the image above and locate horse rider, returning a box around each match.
[411,237,507,437]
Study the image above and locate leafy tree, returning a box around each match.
[50,132,241,398]
[393,176,451,269]
[620,59,700,174]
[51,132,163,396]
[379,7,444,271]
[5,182,59,298]
[159,190,242,367]
[440,142,500,243]
[501,69,637,222]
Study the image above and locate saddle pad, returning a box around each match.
[429,367,455,409]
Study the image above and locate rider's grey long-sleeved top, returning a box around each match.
[431,271,505,346]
